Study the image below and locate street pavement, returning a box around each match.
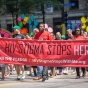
[0,70,88,88]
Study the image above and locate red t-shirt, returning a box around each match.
[74,35,84,40]
[34,31,53,40]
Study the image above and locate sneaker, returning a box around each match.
[20,71,22,75]
[21,74,25,79]
[71,71,76,75]
[10,72,12,75]
[57,72,62,75]
[17,76,20,80]
[42,76,46,82]
[63,70,68,75]
[80,72,82,77]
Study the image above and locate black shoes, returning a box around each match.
[42,76,46,82]
[42,76,49,82]
[17,78,20,80]
[1,78,4,81]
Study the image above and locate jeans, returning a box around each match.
[36,66,43,77]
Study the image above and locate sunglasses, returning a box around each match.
[76,30,80,31]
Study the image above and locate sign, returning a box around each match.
[64,3,75,7]
[0,38,88,67]
[45,7,53,13]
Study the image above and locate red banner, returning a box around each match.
[0,38,88,67]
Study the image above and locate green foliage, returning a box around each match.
[0,0,62,15]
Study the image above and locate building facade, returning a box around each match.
[0,0,87,33]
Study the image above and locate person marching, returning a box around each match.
[33,23,53,81]
[13,25,25,80]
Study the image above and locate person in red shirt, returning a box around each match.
[34,25,53,40]
[72,28,86,79]
[33,23,53,81]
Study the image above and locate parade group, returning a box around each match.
[0,22,88,82]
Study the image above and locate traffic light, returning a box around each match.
[62,12,68,26]
[64,12,68,24]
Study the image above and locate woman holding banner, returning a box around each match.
[70,28,86,79]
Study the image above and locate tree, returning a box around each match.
[34,0,63,23]
[0,0,62,25]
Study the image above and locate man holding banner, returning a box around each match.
[33,23,53,81]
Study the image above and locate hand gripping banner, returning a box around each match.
[0,38,88,67]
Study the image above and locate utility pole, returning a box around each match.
[61,0,68,35]
[61,0,65,35]
[41,4,45,23]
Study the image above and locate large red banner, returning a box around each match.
[0,38,88,67]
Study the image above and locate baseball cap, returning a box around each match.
[13,25,20,30]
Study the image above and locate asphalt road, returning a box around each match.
[0,70,88,88]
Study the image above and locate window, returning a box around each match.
[69,0,79,10]
[7,24,12,32]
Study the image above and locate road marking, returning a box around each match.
[0,76,62,87]
[0,75,79,87]
[0,82,27,87]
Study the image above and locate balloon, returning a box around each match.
[67,23,71,29]
[81,17,86,24]
[18,22,23,28]
[32,25,36,29]
[17,17,21,22]
[77,23,81,28]
[45,23,48,29]
[82,24,86,29]
[86,18,88,22]
[29,25,32,29]
[28,20,31,24]
[30,15,34,21]
[20,28,28,35]
[24,17,29,22]
[86,26,88,32]
[61,24,65,35]
[4,32,10,38]
[0,30,5,34]
[34,20,38,26]
[30,32,34,37]
[21,14,25,19]
[23,21,27,25]
[48,27,53,32]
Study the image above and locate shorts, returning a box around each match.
[0,64,5,67]
[32,66,37,68]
